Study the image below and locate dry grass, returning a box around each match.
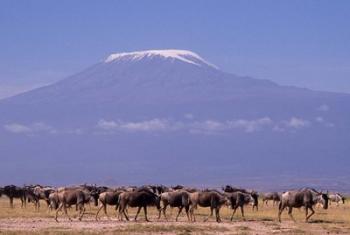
[0,197,349,234]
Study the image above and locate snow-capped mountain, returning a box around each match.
[0,49,349,191]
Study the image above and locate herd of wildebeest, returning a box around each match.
[0,184,346,223]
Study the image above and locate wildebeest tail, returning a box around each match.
[182,193,190,207]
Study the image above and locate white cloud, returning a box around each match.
[4,122,56,134]
[191,120,226,132]
[317,104,330,112]
[284,117,310,129]
[315,116,334,128]
[315,116,324,123]
[97,116,326,134]
[4,123,32,133]
[97,119,178,132]
[228,117,273,133]
[98,117,274,134]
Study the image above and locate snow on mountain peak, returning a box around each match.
[105,49,218,69]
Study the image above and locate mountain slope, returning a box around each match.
[0,49,349,190]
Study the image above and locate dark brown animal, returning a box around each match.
[0,185,26,208]
[262,192,281,206]
[54,188,92,222]
[225,192,254,221]
[278,188,329,222]
[118,190,161,222]
[223,185,259,211]
[158,190,191,221]
[189,190,229,223]
[95,190,124,220]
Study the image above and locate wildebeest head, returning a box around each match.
[319,193,329,209]
[245,194,255,206]
[341,195,346,204]
[172,185,184,190]
[90,190,100,206]
[337,193,346,204]
[153,193,161,210]
[250,191,259,210]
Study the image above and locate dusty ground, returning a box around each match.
[0,198,349,234]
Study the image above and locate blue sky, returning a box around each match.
[0,0,349,98]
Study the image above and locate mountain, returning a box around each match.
[0,49,349,191]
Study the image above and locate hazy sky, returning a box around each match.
[0,0,349,98]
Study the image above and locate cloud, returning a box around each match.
[315,116,324,123]
[284,117,310,128]
[228,117,273,133]
[4,123,31,133]
[98,117,274,134]
[4,122,56,134]
[315,116,334,128]
[97,119,179,132]
[191,120,226,132]
[317,104,330,112]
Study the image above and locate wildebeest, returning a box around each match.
[139,185,168,195]
[278,188,329,222]
[328,192,346,206]
[158,190,191,221]
[33,185,55,209]
[262,192,281,206]
[95,190,125,220]
[189,190,229,223]
[225,191,254,221]
[0,185,26,208]
[223,185,259,211]
[23,186,40,210]
[53,187,93,222]
[118,189,161,222]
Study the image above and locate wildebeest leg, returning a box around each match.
[134,206,142,221]
[78,204,85,221]
[240,206,246,221]
[9,197,14,208]
[203,207,213,222]
[278,203,285,223]
[116,204,123,220]
[144,206,150,222]
[231,206,238,221]
[175,207,183,222]
[288,207,296,222]
[304,206,309,222]
[161,205,168,221]
[306,207,315,222]
[55,203,63,222]
[64,204,73,222]
[189,206,196,222]
[95,204,104,221]
[185,205,190,222]
[122,206,129,221]
[103,203,110,220]
[21,196,26,208]
[34,201,39,211]
[215,207,221,223]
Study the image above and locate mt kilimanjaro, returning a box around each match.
[0,49,349,191]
